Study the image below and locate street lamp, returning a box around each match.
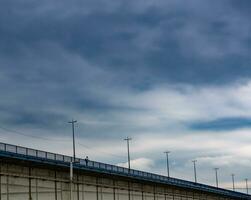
[245,179,249,194]
[164,151,171,177]
[231,174,235,191]
[214,168,219,188]
[124,137,132,170]
[70,162,73,200]
[192,160,197,183]
[68,119,77,161]
[68,119,77,200]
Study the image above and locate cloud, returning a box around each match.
[117,157,154,171]
[1,0,251,85]
[97,81,251,127]
[1,0,251,190]
[196,155,251,168]
[190,117,251,131]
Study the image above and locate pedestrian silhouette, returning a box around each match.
[85,156,89,166]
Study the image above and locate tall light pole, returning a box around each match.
[68,119,77,200]
[192,160,197,183]
[164,151,170,177]
[124,137,132,170]
[214,168,219,188]
[231,174,235,191]
[70,161,73,200]
[68,119,77,161]
[245,179,249,194]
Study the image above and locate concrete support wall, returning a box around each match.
[0,163,232,200]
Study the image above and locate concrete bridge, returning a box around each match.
[0,142,249,200]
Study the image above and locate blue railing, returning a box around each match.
[0,142,250,199]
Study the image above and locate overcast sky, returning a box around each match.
[1,0,251,192]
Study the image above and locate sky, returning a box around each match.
[1,0,251,192]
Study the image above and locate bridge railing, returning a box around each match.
[0,142,249,199]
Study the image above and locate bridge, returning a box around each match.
[0,142,249,200]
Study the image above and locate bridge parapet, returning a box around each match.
[0,142,250,200]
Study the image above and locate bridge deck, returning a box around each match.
[0,142,249,199]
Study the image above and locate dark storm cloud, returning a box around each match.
[190,117,251,131]
[2,1,251,185]
[1,0,251,135]
[1,0,251,86]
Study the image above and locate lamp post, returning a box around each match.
[68,119,77,200]
[192,160,197,183]
[164,151,171,177]
[70,161,73,200]
[68,119,77,161]
[124,137,132,170]
[214,168,219,188]
[245,179,249,194]
[231,174,235,191]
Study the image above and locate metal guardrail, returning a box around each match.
[0,142,250,199]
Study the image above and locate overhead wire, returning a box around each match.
[0,125,52,141]
[0,125,126,159]
[1,126,249,187]
[77,142,127,159]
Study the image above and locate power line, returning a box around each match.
[0,125,52,141]
[77,142,126,159]
[0,125,126,159]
